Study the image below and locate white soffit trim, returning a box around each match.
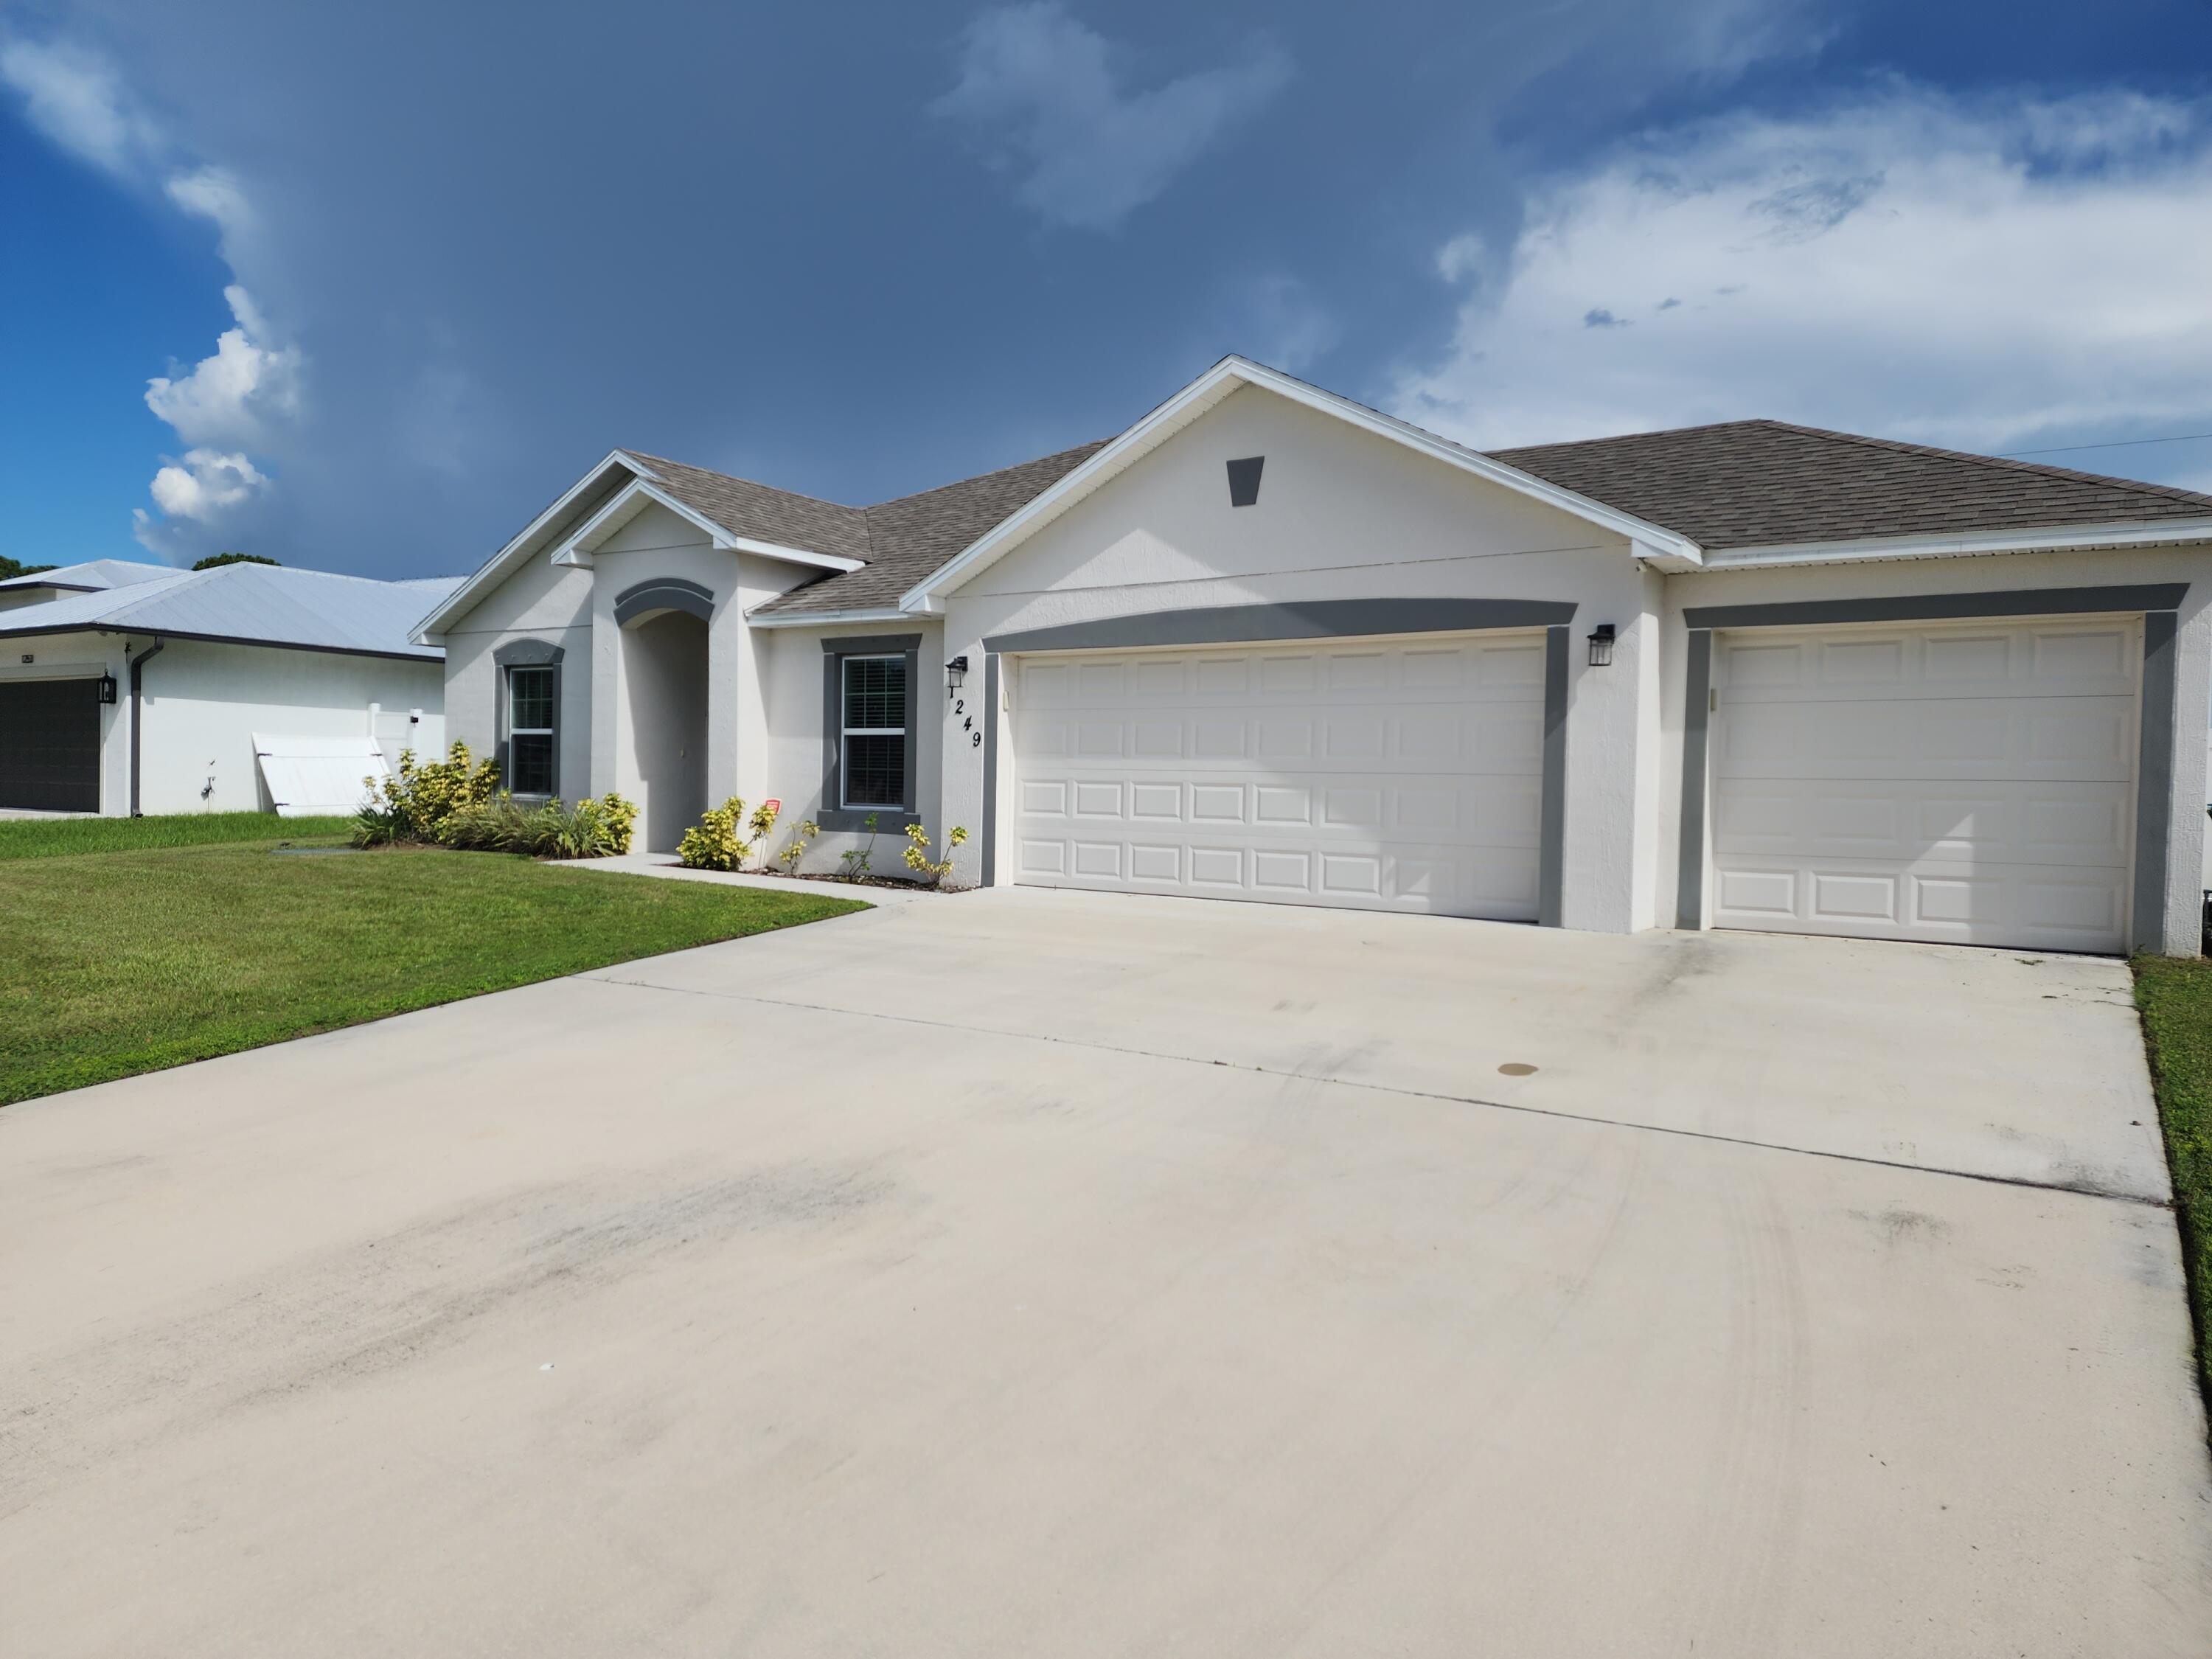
[413,449,645,642]
[551,479,864,573]
[900,355,1704,612]
[1695,517,2212,571]
[746,605,915,629]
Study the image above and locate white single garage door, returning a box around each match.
[1709,616,2140,952]
[1011,633,1545,917]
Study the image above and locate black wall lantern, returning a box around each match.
[1586,624,1616,668]
[96,673,119,705]
[945,655,970,695]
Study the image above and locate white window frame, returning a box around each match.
[839,653,907,810]
[506,664,558,797]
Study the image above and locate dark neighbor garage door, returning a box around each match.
[0,679,102,812]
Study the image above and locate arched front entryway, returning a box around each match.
[619,605,709,852]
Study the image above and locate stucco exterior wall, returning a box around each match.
[437,544,594,790]
[935,386,1655,921]
[1658,543,2212,955]
[1,630,129,813]
[6,632,442,817]
[758,617,946,876]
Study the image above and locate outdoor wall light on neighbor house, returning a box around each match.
[97,673,118,704]
[1587,624,1616,667]
[945,655,969,695]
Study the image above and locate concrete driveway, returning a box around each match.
[2,890,2207,1656]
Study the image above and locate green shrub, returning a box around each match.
[838,813,881,880]
[444,793,636,859]
[902,824,968,888]
[354,741,634,862]
[353,741,501,846]
[676,797,782,872]
[776,818,821,873]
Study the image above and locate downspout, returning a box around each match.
[128,637,165,817]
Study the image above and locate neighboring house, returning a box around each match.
[0,560,461,815]
[418,357,2212,956]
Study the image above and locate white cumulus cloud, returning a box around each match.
[1395,86,2212,467]
[144,283,303,451]
[0,37,158,178]
[1,33,303,558]
[933,3,1290,232]
[145,449,268,520]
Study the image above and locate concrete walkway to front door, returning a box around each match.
[1,888,2205,1655]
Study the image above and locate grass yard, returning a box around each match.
[0,832,866,1105]
[0,810,355,860]
[2133,954,2212,1398]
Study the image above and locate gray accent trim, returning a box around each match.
[2134,610,2179,950]
[1226,456,1265,507]
[493,638,565,668]
[982,653,1000,886]
[127,637,164,817]
[984,598,1579,655]
[498,659,560,799]
[819,635,921,833]
[0,622,439,663]
[1683,584,2188,632]
[1677,597,2188,949]
[612,576,714,627]
[1676,630,1712,930]
[1538,626,1569,928]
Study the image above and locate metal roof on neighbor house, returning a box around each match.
[0,563,466,659]
[0,558,186,594]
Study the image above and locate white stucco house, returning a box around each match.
[0,559,459,816]
[417,357,2212,955]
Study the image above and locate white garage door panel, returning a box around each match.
[1710,619,2138,951]
[1012,635,1544,918]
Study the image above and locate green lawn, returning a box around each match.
[0,811,355,860]
[0,835,866,1105]
[2133,955,2212,1397]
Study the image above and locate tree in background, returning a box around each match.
[191,552,280,571]
[0,556,58,580]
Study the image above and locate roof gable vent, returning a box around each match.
[1226,456,1265,507]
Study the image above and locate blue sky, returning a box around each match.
[4,0,2211,577]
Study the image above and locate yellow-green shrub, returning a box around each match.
[902,823,967,888]
[353,741,500,846]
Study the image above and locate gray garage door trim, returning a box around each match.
[981,599,1579,922]
[0,676,102,813]
[1676,584,2187,949]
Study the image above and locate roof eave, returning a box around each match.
[1695,516,2212,571]
[745,604,917,629]
[0,619,442,662]
[412,449,648,644]
[549,477,865,574]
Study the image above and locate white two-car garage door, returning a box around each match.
[1708,616,2140,953]
[1012,633,1544,918]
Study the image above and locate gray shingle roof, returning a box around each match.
[1489,419,2212,552]
[622,452,873,564]
[603,409,2212,619]
[0,563,465,658]
[754,440,1110,615]
[619,442,1106,617]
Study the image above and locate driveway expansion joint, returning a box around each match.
[588,970,2172,1211]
